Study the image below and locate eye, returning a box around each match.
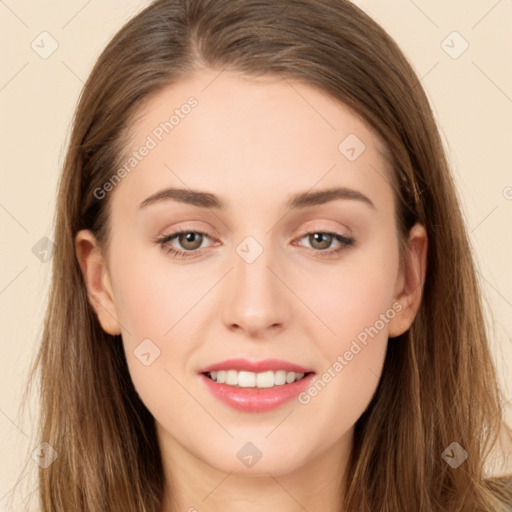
[154,230,215,259]
[296,231,355,257]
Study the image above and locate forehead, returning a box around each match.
[112,68,394,215]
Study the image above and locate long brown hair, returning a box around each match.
[23,0,512,510]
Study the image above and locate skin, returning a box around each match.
[76,68,427,512]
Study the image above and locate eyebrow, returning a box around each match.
[138,186,376,211]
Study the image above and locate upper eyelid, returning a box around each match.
[159,219,352,238]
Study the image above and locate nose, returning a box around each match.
[221,240,291,338]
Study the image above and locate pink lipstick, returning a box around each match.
[198,358,315,413]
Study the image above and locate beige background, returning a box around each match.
[1,0,511,509]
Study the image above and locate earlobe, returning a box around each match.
[388,223,428,338]
[75,230,122,336]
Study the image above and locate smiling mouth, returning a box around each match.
[203,369,314,389]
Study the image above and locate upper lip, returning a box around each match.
[199,358,314,374]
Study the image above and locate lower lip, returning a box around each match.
[200,373,315,412]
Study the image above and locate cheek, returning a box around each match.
[110,249,199,424]
[107,242,210,394]
[108,238,204,339]
[299,239,398,417]
[307,270,393,380]
[307,238,399,349]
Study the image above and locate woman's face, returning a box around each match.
[77,68,425,478]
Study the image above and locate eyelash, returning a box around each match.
[154,229,355,260]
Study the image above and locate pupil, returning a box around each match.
[312,233,331,249]
[181,232,202,249]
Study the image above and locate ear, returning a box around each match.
[388,223,428,338]
[75,230,122,336]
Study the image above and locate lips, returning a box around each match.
[198,358,316,412]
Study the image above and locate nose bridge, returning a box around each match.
[221,234,289,334]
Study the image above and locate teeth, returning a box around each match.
[206,370,307,388]
[226,370,238,385]
[239,371,256,387]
